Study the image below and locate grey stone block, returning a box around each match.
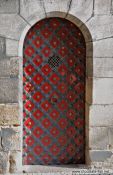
[109,128,113,149]
[0,57,19,77]
[0,104,19,125]
[10,57,19,77]
[0,14,27,40]
[94,0,111,15]
[89,105,113,127]
[0,0,19,14]
[69,0,93,23]
[0,78,18,103]
[87,38,113,58]
[86,16,113,41]
[20,0,45,21]
[89,127,109,149]
[0,37,5,58]
[0,58,10,77]
[89,150,113,162]
[1,127,20,151]
[6,39,18,56]
[87,58,113,78]
[93,78,113,104]
[0,151,9,174]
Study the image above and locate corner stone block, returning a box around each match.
[86,16,113,41]
[1,127,20,151]
[69,0,93,23]
[0,78,18,103]
[0,151,9,174]
[20,0,45,22]
[0,104,19,126]
[94,0,111,15]
[89,127,109,150]
[6,39,19,57]
[0,14,27,40]
[89,105,113,127]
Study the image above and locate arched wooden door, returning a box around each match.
[23,18,86,165]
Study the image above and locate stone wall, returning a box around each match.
[0,0,113,174]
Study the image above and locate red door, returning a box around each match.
[23,18,86,165]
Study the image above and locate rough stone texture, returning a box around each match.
[69,0,93,23]
[0,78,18,103]
[89,127,109,150]
[89,150,113,162]
[44,0,71,17]
[6,39,19,56]
[89,105,113,127]
[20,0,45,23]
[0,58,10,77]
[0,151,9,174]
[0,37,5,58]
[93,78,113,104]
[9,151,21,173]
[87,58,113,78]
[0,0,19,14]
[108,128,113,149]
[86,16,113,41]
[87,38,113,58]
[1,127,20,151]
[0,14,27,40]
[0,57,19,77]
[94,0,111,15]
[10,57,19,77]
[0,104,19,126]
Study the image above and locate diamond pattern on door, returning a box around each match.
[23,17,86,165]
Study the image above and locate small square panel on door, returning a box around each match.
[23,17,86,165]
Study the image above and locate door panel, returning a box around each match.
[23,18,86,165]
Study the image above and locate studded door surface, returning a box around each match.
[23,18,86,165]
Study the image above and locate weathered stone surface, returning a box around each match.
[87,38,113,58]
[1,127,20,151]
[108,128,113,149]
[20,0,45,22]
[6,39,19,56]
[87,58,113,77]
[86,16,113,41]
[89,150,113,162]
[0,78,18,103]
[69,0,93,23]
[0,57,19,77]
[0,37,5,58]
[0,151,9,174]
[93,78,113,104]
[94,0,111,15]
[0,0,19,14]
[44,0,71,17]
[9,151,22,173]
[89,127,109,149]
[0,104,19,125]
[10,57,19,77]
[89,105,113,126]
[0,14,27,40]
[0,58,10,77]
